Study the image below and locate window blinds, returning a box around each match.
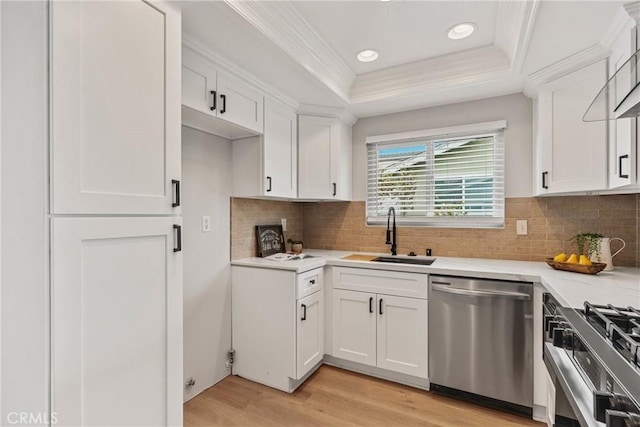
[366,130,505,228]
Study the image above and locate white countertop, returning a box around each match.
[231,249,640,309]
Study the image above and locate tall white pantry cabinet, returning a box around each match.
[50,1,183,426]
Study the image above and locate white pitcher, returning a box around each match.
[591,237,626,271]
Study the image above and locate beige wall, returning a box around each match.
[231,198,304,260]
[301,195,639,267]
[351,93,533,200]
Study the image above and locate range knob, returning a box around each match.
[605,410,640,427]
[595,392,640,423]
[552,327,573,349]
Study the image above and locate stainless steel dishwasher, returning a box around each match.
[428,275,533,414]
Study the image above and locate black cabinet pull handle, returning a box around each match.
[172,179,180,207]
[619,155,629,178]
[309,279,316,284]
[369,297,373,313]
[332,182,337,196]
[266,176,272,192]
[173,224,182,253]
[542,171,548,189]
[220,94,226,114]
[210,90,217,111]
[301,304,307,321]
[379,298,383,315]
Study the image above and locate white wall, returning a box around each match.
[182,126,232,402]
[1,2,49,424]
[351,93,533,200]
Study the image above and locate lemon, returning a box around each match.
[553,252,568,262]
[579,255,593,266]
[566,253,579,264]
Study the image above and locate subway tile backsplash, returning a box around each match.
[232,195,639,267]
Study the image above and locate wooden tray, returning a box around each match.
[545,258,607,275]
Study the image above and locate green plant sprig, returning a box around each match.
[570,232,603,257]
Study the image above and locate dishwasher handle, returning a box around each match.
[431,284,531,300]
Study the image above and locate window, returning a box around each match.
[366,121,505,228]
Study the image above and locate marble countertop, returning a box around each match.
[231,249,640,309]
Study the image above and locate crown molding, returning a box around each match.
[601,6,636,50]
[297,104,357,125]
[222,0,355,102]
[525,43,609,94]
[624,1,640,23]
[349,45,511,104]
[182,34,299,112]
[507,0,540,74]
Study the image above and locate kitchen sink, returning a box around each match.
[373,256,436,266]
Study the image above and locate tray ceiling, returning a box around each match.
[181,0,628,118]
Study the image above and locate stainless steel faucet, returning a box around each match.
[385,207,397,256]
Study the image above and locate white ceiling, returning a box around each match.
[180,0,630,118]
[293,1,498,75]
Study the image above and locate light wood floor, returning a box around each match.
[184,365,543,426]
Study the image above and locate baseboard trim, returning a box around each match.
[323,355,430,390]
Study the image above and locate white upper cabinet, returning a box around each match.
[51,1,181,215]
[181,48,263,137]
[535,59,609,195]
[264,99,297,198]
[217,71,264,134]
[232,98,297,199]
[298,115,352,200]
[609,27,638,189]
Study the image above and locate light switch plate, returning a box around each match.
[202,216,211,232]
[516,220,528,235]
[281,218,287,232]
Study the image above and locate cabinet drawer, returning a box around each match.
[332,267,427,299]
[297,268,323,299]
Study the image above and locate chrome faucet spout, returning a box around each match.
[386,207,397,256]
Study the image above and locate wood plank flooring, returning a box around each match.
[184,365,543,426]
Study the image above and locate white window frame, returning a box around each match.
[366,120,507,228]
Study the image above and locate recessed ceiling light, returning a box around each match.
[357,49,379,63]
[447,22,476,40]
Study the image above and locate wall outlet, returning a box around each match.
[516,220,528,235]
[202,216,211,232]
[281,218,287,232]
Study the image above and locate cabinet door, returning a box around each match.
[51,1,181,214]
[216,71,264,133]
[264,99,297,198]
[376,295,427,378]
[545,369,556,427]
[298,115,338,199]
[332,289,376,366]
[182,50,218,116]
[296,290,324,379]
[52,217,183,426]
[609,28,637,189]
[537,60,608,194]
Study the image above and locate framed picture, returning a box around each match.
[255,224,286,257]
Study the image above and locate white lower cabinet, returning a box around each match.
[51,217,183,426]
[232,266,324,392]
[332,289,377,366]
[331,268,428,379]
[545,369,556,427]
[297,290,324,379]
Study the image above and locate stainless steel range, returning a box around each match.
[543,293,640,426]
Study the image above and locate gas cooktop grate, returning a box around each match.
[583,302,640,370]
